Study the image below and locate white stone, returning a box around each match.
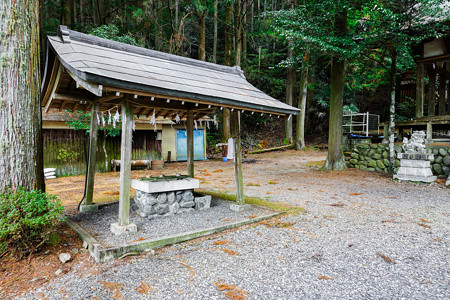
[170,202,180,214]
[82,241,88,249]
[55,269,63,276]
[167,192,176,204]
[393,174,437,183]
[59,253,71,263]
[131,178,199,194]
[195,195,211,210]
[110,223,138,236]
[180,201,195,208]
[156,193,167,204]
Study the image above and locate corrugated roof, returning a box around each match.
[46,26,299,115]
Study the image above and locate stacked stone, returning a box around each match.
[135,189,198,218]
[346,144,450,176]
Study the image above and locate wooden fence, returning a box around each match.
[43,129,161,176]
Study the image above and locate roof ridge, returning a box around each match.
[57,25,245,78]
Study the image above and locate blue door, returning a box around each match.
[176,129,205,161]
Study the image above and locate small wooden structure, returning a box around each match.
[41,26,299,234]
[396,13,450,141]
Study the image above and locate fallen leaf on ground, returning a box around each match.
[221,248,239,255]
[418,223,431,229]
[376,252,396,264]
[214,280,249,300]
[99,280,125,299]
[318,276,335,280]
[212,169,224,172]
[136,282,155,295]
[433,237,441,242]
[213,240,229,245]
[420,218,431,223]
[349,193,363,196]
[328,203,345,207]
[419,280,432,284]
[129,237,146,243]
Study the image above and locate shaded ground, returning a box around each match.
[2,149,449,299]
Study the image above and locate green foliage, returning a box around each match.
[90,24,141,46]
[0,188,64,258]
[66,110,121,137]
[56,148,79,163]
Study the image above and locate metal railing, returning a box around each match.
[343,112,380,137]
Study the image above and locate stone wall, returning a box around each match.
[345,143,450,176]
[134,189,211,219]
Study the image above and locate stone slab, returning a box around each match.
[397,153,434,160]
[131,178,199,194]
[230,204,252,212]
[110,222,138,236]
[79,204,99,212]
[399,159,430,168]
[396,167,434,177]
[195,194,212,210]
[393,174,437,183]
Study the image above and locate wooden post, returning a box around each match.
[438,72,446,115]
[82,101,99,211]
[426,121,433,143]
[427,67,436,116]
[186,111,194,177]
[119,100,133,226]
[231,110,245,207]
[416,63,425,118]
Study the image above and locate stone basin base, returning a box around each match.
[131,177,211,218]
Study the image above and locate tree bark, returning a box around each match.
[223,3,233,141]
[323,9,347,171]
[197,11,206,61]
[234,0,242,67]
[284,44,293,143]
[0,0,45,192]
[388,49,397,169]
[295,64,308,150]
[213,0,218,63]
[323,56,347,171]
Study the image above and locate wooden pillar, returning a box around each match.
[231,110,244,206]
[84,101,99,208]
[439,72,447,115]
[118,100,133,226]
[416,63,425,118]
[426,121,433,142]
[427,67,436,116]
[186,111,194,178]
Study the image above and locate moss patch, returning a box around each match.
[202,190,305,215]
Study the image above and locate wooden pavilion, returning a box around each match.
[41,26,299,235]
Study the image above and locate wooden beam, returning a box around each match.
[427,67,436,116]
[416,63,425,118]
[119,100,133,226]
[186,111,194,178]
[137,107,147,118]
[42,59,61,106]
[155,110,165,118]
[59,101,67,112]
[67,70,103,97]
[44,64,63,113]
[53,93,90,102]
[231,110,244,205]
[84,101,100,206]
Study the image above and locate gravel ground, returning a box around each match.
[19,151,450,299]
[71,198,274,247]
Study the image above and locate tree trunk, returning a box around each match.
[284,45,293,143]
[323,9,347,171]
[223,3,233,141]
[295,64,308,150]
[234,0,242,67]
[62,0,73,27]
[0,0,45,193]
[213,0,218,63]
[197,12,206,61]
[388,49,397,169]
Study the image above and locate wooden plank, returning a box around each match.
[416,63,425,118]
[119,100,133,226]
[85,101,100,206]
[231,111,244,205]
[438,72,446,115]
[42,59,61,107]
[186,111,194,177]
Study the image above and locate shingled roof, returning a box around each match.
[41,26,299,116]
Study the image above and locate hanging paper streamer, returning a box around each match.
[194,119,198,130]
[199,120,202,128]
[96,112,100,126]
[101,112,105,128]
[213,114,218,129]
[132,120,136,131]
[113,106,120,128]
[108,110,112,125]
[175,113,180,124]
[206,120,210,129]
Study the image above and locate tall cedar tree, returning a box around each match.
[0,0,45,192]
